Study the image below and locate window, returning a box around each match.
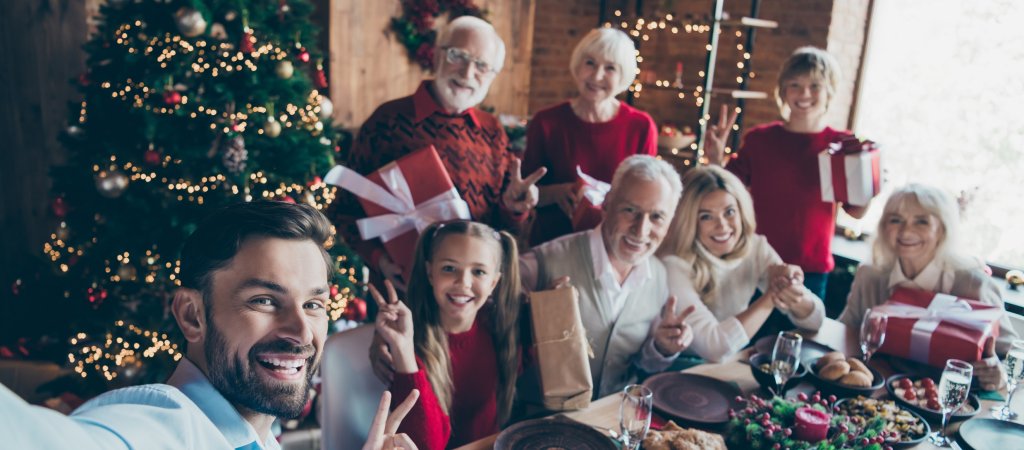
[841,0,1024,269]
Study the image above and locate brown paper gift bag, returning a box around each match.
[529,286,593,410]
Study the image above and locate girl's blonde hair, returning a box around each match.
[658,166,756,300]
[404,220,521,425]
[871,183,980,272]
[775,46,841,118]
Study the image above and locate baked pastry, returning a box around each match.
[839,370,872,387]
[846,358,870,376]
[816,351,846,370]
[819,360,851,381]
[642,421,728,450]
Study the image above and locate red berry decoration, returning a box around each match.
[162,90,182,106]
[144,148,162,166]
[51,196,68,218]
[797,392,808,402]
[298,48,310,63]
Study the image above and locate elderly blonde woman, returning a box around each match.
[839,184,1019,390]
[658,166,824,362]
[522,28,657,246]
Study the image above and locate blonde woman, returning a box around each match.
[839,184,1019,390]
[522,27,657,246]
[658,166,824,362]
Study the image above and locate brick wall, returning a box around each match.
[526,0,871,141]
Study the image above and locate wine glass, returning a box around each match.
[771,331,803,397]
[930,359,973,447]
[619,384,652,450]
[992,339,1024,420]
[859,308,888,364]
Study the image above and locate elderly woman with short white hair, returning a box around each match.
[839,183,1020,390]
[522,28,658,246]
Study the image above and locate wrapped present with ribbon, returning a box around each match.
[873,287,1003,367]
[324,146,471,281]
[530,285,594,410]
[817,135,881,206]
[571,166,609,232]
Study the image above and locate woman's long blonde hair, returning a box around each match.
[658,166,757,300]
[404,220,521,425]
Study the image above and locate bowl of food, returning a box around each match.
[835,396,930,449]
[748,352,809,392]
[886,374,981,422]
[808,352,884,398]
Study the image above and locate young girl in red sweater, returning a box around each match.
[372,220,521,449]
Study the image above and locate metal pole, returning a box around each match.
[696,0,724,163]
[732,0,763,151]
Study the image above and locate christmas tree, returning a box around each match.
[6,0,365,396]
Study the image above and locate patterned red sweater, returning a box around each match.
[329,81,524,270]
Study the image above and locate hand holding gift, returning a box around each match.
[571,167,611,231]
[817,134,881,206]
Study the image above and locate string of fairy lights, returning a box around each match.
[605,9,750,159]
[43,11,359,381]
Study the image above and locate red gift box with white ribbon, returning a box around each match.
[817,135,881,206]
[324,146,471,280]
[873,287,1002,367]
[571,166,609,232]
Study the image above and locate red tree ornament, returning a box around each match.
[313,65,328,89]
[240,28,255,53]
[343,297,368,322]
[144,148,162,166]
[162,90,182,106]
[51,197,68,218]
[298,48,311,63]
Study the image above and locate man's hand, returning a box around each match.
[362,390,420,450]
[378,255,408,292]
[703,104,738,166]
[502,157,547,214]
[767,263,803,291]
[538,183,578,218]
[653,296,696,356]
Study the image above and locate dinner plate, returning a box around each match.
[834,397,930,449]
[642,372,744,427]
[754,334,835,366]
[884,374,980,422]
[956,418,1024,450]
[494,417,616,450]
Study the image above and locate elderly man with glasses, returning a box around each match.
[329,16,544,291]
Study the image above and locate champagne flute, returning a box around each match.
[771,331,803,397]
[930,359,973,447]
[619,384,652,450]
[859,308,888,364]
[992,339,1024,420]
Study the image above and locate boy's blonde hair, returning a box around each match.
[775,46,841,118]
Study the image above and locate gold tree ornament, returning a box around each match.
[275,60,294,79]
[95,170,130,198]
[174,7,207,38]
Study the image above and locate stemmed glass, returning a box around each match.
[771,331,803,397]
[930,359,973,447]
[859,308,888,364]
[619,384,652,450]
[992,339,1024,420]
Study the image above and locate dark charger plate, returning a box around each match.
[956,418,1024,450]
[494,418,616,450]
[643,372,744,427]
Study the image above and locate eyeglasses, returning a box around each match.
[442,47,498,75]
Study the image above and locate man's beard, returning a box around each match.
[204,320,317,419]
[436,75,489,113]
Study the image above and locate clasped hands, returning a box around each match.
[764,263,815,319]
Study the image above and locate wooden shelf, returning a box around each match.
[708,88,768,99]
[720,17,778,29]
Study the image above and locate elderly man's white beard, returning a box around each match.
[436,74,490,113]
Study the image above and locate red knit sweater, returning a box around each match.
[329,81,524,271]
[726,122,849,273]
[390,317,499,449]
[522,101,657,246]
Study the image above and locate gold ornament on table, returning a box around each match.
[275,60,294,79]
[1008,269,1024,290]
[174,7,207,38]
[95,169,130,198]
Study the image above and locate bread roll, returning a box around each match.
[839,370,872,387]
[846,358,871,377]
[816,351,846,370]
[819,360,850,381]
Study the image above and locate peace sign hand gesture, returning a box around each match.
[371,280,417,373]
[502,157,547,214]
[362,390,420,450]
[704,104,739,166]
[653,296,697,356]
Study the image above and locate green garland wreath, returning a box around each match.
[390,0,486,70]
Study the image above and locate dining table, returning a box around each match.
[456,318,1021,449]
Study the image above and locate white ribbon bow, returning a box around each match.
[576,166,610,206]
[874,293,1001,362]
[324,163,471,243]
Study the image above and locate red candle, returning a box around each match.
[793,407,830,442]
